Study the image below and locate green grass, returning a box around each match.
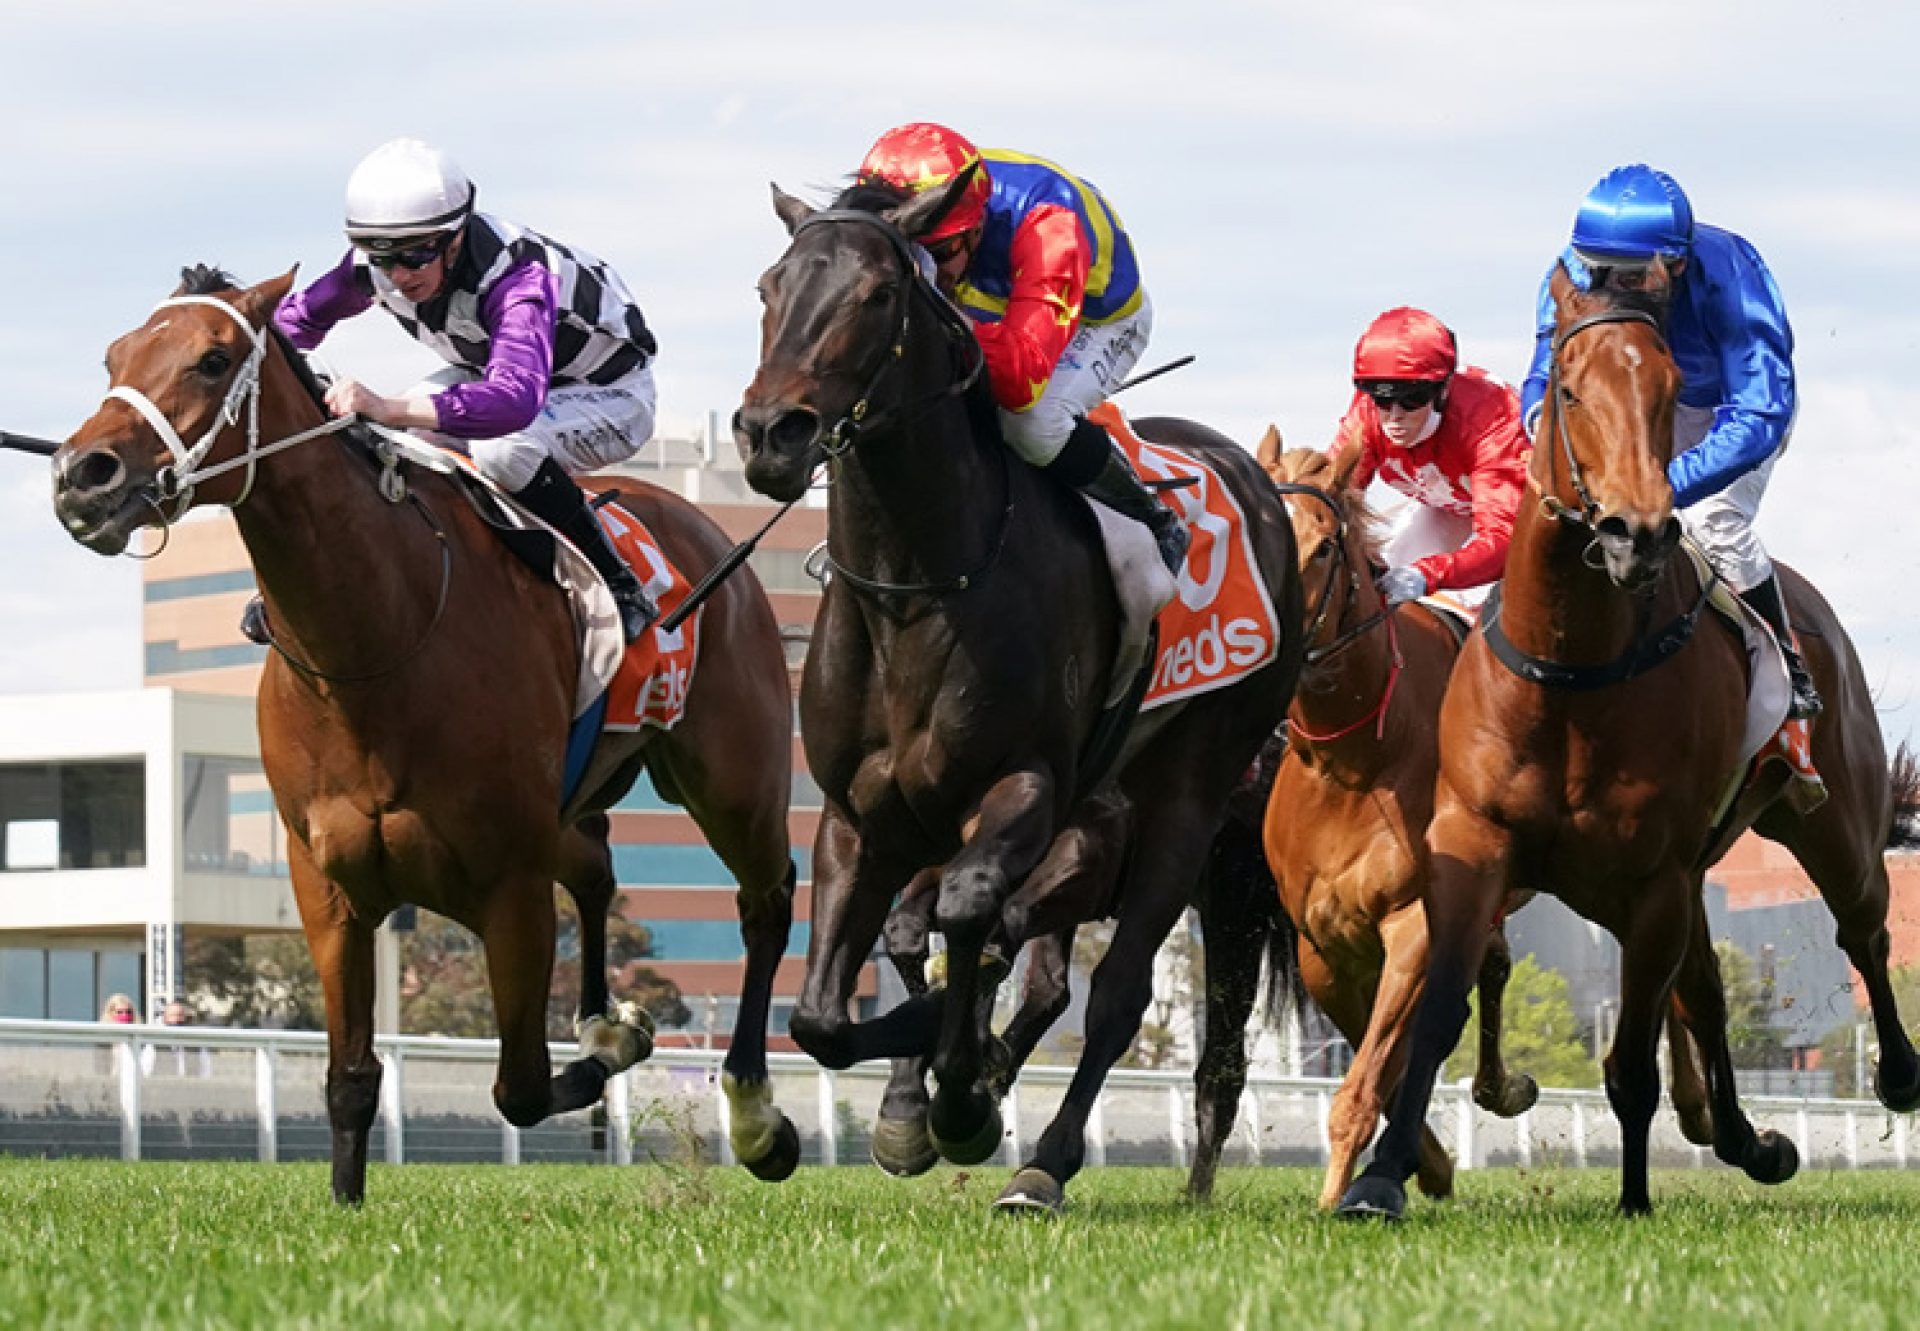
[4,1160,1920,1329]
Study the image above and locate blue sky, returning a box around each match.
[3,1,1917,745]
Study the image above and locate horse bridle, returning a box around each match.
[787,208,1011,603]
[1540,306,1666,539]
[1270,480,1390,667]
[94,293,453,683]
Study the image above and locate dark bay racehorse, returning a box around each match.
[52,267,802,1202]
[736,174,1305,1212]
[1340,263,1920,1219]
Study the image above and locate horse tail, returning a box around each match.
[1258,891,1305,1029]
[1888,740,1920,850]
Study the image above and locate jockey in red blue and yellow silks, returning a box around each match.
[858,123,1187,573]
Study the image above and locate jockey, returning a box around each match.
[273,138,660,641]
[856,122,1189,574]
[1330,308,1530,609]
[1520,164,1818,718]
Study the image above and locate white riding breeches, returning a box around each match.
[1673,403,1789,595]
[998,295,1154,467]
[411,365,658,492]
[1380,503,1490,609]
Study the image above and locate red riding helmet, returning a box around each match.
[857,122,991,242]
[1352,307,1458,384]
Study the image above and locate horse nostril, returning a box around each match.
[767,409,821,454]
[1660,516,1682,551]
[66,448,126,496]
[1595,514,1632,546]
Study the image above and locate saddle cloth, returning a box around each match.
[1083,404,1284,712]
[367,428,698,730]
[1684,542,1826,818]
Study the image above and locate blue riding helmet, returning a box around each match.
[1570,164,1694,262]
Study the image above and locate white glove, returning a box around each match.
[1377,566,1427,607]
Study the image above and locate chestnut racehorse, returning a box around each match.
[1340,262,1920,1219]
[52,267,802,1203]
[736,174,1304,1213]
[1187,441,1543,1208]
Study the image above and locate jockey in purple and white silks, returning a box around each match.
[1520,164,1819,718]
[274,138,660,640]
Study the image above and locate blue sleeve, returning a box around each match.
[1666,241,1795,507]
[1518,266,1558,431]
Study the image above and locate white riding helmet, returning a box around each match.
[343,138,475,250]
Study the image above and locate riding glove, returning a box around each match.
[1377,566,1427,607]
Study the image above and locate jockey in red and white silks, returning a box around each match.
[857,122,1187,574]
[1330,307,1530,610]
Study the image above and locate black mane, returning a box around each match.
[179,263,238,297]
[831,177,911,214]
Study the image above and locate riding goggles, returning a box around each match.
[1357,380,1441,412]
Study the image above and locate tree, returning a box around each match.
[1817,963,1920,1096]
[1714,939,1788,1069]
[183,931,326,1029]
[1445,955,1602,1090]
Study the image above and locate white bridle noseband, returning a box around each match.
[100,294,353,522]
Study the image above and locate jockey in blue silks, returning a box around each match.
[1520,164,1819,719]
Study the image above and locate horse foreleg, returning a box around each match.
[480,879,608,1126]
[928,768,1058,1166]
[990,928,1075,1099]
[1338,805,1504,1221]
[1670,904,1799,1189]
[872,870,941,1177]
[1470,927,1540,1118]
[1605,878,1696,1216]
[290,845,380,1206]
[560,815,617,1030]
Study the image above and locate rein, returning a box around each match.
[789,207,1008,606]
[1270,481,1389,666]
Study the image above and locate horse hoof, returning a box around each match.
[578,1012,650,1076]
[1745,1128,1799,1187]
[1336,1174,1406,1222]
[983,1036,1015,1100]
[870,1114,939,1178]
[1874,1054,1920,1113]
[994,1168,1065,1216]
[743,1114,801,1183]
[930,1101,1004,1166]
[1476,1073,1539,1118]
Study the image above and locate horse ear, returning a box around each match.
[236,267,298,328]
[1327,423,1365,490]
[1548,260,1579,318]
[885,160,981,241]
[771,184,814,236]
[1255,423,1286,469]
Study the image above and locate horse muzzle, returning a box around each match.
[1593,510,1681,596]
[52,444,149,555]
[733,402,823,503]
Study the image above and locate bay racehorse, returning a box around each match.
[1340,261,1920,1219]
[52,266,802,1202]
[735,173,1305,1212]
[1187,440,1543,1208]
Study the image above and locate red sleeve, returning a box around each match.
[1330,392,1383,490]
[973,203,1090,412]
[1412,388,1529,591]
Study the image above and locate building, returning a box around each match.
[22,417,868,1046]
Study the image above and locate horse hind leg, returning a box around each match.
[560,816,654,1077]
[1470,927,1540,1119]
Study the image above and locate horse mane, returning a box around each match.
[1274,446,1387,568]
[178,263,238,297]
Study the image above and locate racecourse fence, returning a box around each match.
[0,1018,1910,1172]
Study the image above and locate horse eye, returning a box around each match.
[196,348,232,378]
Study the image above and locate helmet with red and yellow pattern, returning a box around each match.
[1352,307,1458,385]
[857,122,991,242]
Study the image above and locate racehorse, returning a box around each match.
[51,266,802,1203]
[1186,440,1541,1209]
[735,172,1305,1212]
[1339,262,1920,1219]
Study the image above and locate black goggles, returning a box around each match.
[1357,380,1442,412]
[362,236,451,271]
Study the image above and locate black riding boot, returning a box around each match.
[514,459,656,642]
[1059,419,1189,575]
[1740,573,1822,720]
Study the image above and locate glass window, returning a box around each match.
[47,950,96,1021]
[99,952,143,1014]
[0,949,45,1019]
[182,755,285,876]
[0,760,146,871]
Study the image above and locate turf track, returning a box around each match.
[4,1160,1920,1329]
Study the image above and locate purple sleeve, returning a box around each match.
[272,251,373,351]
[430,260,558,439]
